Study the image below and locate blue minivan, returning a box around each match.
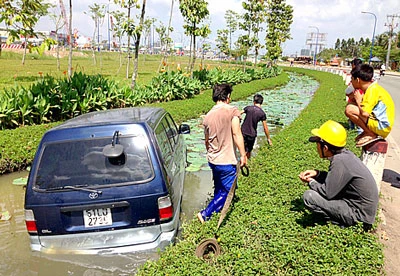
[24,107,190,254]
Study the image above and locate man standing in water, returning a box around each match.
[241,93,272,159]
[197,83,247,223]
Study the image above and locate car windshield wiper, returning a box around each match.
[64,185,103,194]
[46,185,102,194]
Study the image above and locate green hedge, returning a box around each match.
[0,66,281,130]
[137,67,383,275]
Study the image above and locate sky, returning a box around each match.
[35,0,400,56]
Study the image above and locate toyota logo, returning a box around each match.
[89,192,99,199]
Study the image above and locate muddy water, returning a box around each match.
[0,73,319,275]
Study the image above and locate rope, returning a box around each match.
[195,238,221,259]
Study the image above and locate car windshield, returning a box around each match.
[34,135,154,190]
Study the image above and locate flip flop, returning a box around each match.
[356,136,381,147]
[355,132,365,142]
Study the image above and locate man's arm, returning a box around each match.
[353,90,370,119]
[262,120,272,145]
[232,116,247,167]
[204,128,210,150]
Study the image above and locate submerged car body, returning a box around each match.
[24,107,190,254]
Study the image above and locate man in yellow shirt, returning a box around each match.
[345,64,395,146]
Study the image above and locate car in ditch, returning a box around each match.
[24,107,190,254]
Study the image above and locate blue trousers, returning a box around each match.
[200,163,237,221]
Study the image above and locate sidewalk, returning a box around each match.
[379,135,400,276]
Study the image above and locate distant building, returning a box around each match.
[300,49,311,57]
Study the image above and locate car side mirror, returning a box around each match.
[179,124,190,134]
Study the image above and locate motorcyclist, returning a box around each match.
[380,64,386,76]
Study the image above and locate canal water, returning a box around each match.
[0,73,319,275]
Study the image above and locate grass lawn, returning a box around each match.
[0,50,237,90]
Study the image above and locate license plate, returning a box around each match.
[83,208,112,228]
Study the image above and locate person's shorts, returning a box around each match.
[367,118,391,138]
[243,135,256,153]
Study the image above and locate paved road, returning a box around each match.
[377,75,400,276]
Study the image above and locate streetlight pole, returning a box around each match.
[309,26,319,66]
[361,11,377,65]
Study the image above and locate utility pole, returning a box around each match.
[385,14,399,69]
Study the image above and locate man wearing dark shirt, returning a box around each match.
[298,120,378,229]
[241,94,272,159]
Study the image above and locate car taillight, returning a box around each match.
[24,209,38,234]
[158,195,174,221]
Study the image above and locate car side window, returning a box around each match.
[155,120,173,165]
[163,114,178,146]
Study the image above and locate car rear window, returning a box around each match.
[34,135,154,190]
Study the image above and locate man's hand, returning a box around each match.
[298,170,318,183]
[240,154,247,168]
[353,89,363,105]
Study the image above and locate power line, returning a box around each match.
[384,14,399,68]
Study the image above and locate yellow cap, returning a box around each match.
[310,120,347,147]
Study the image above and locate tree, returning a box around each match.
[86,3,106,66]
[114,0,140,79]
[0,0,51,64]
[318,48,340,64]
[142,17,156,54]
[179,0,210,74]
[397,31,400,48]
[375,33,389,49]
[158,0,175,72]
[224,9,240,58]
[241,0,267,66]
[49,5,66,70]
[131,0,147,88]
[334,38,340,50]
[216,29,229,58]
[110,10,127,71]
[200,41,210,67]
[155,21,173,58]
[265,0,293,61]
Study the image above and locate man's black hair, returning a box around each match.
[212,83,233,103]
[253,94,264,105]
[351,64,374,82]
[318,140,343,155]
